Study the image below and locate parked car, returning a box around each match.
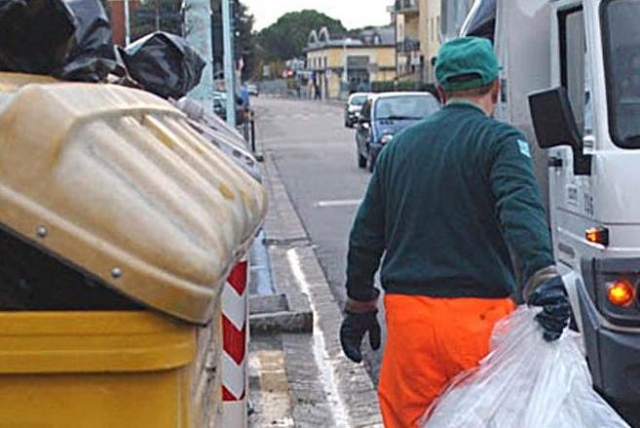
[212,91,246,124]
[355,92,441,171]
[344,92,369,128]
[247,83,259,96]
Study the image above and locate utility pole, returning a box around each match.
[124,0,131,46]
[222,0,237,127]
[155,0,160,31]
[183,0,214,114]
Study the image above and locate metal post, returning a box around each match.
[183,0,214,114]
[222,0,236,127]
[250,112,256,154]
[124,0,131,46]
[342,38,351,99]
[343,40,348,85]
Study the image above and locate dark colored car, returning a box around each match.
[355,92,441,171]
[344,92,370,128]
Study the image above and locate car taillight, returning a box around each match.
[607,279,636,307]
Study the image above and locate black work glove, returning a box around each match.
[527,275,571,341]
[340,310,381,363]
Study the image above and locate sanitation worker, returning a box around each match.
[340,37,571,428]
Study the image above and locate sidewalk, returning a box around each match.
[248,149,382,427]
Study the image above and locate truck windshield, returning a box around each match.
[602,0,640,148]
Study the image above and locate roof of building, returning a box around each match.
[306,25,395,52]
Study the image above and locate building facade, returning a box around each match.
[305,27,396,100]
[424,0,441,82]
[391,0,445,84]
[109,0,140,46]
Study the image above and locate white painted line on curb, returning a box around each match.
[314,199,362,208]
[287,248,351,428]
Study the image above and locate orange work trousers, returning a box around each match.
[378,294,515,428]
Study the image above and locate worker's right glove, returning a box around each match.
[527,275,571,342]
[340,303,381,363]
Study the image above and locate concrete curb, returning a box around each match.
[248,147,315,334]
[258,148,383,427]
[249,293,313,333]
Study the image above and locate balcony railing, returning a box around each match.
[396,38,420,53]
[394,0,419,13]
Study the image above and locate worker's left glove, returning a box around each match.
[527,275,571,342]
[340,297,381,363]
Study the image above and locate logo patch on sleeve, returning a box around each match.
[517,139,531,158]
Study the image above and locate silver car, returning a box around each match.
[344,92,369,128]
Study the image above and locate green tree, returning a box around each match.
[210,0,256,81]
[256,10,346,62]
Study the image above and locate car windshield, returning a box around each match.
[374,95,440,120]
[350,94,368,106]
[602,0,640,148]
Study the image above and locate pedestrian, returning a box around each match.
[239,83,251,110]
[295,81,301,99]
[357,79,370,93]
[349,78,358,95]
[339,36,571,428]
[314,82,321,100]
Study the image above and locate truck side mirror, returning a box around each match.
[528,87,592,176]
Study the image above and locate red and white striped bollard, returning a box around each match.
[222,259,249,427]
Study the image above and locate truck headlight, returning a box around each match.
[380,134,394,145]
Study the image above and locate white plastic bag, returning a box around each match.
[420,306,631,428]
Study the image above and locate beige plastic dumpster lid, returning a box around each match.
[0,73,268,324]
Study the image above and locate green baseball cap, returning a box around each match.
[435,37,499,91]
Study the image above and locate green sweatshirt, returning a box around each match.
[346,102,554,301]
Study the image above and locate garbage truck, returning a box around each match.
[457,0,640,419]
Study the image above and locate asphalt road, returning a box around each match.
[253,96,384,381]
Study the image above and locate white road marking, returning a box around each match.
[287,249,351,428]
[314,199,362,208]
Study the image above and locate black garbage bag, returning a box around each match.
[54,0,117,82]
[121,32,206,99]
[0,0,76,74]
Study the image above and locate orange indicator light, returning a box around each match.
[607,280,636,307]
[586,227,609,246]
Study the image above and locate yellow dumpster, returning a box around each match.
[0,72,267,426]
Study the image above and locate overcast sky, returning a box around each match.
[242,0,393,31]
